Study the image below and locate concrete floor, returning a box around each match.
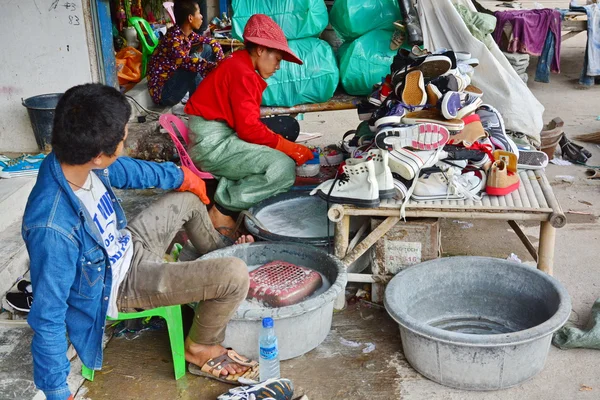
[76,27,600,400]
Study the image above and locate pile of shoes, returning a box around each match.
[312,47,550,211]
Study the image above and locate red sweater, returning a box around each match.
[185,50,279,148]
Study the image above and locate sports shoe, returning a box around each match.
[392,172,412,200]
[310,159,380,207]
[368,77,393,106]
[456,94,483,119]
[17,279,32,294]
[376,123,450,152]
[357,101,378,121]
[217,378,294,400]
[412,167,484,201]
[476,104,519,154]
[5,292,33,313]
[486,158,520,196]
[0,154,45,178]
[387,148,449,180]
[440,91,461,120]
[348,149,395,199]
[427,75,459,96]
[373,102,414,129]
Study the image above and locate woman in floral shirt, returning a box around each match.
[147,0,224,106]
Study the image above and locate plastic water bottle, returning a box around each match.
[258,317,280,381]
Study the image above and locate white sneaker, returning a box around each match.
[367,149,395,199]
[411,167,484,201]
[310,159,380,207]
[388,148,449,180]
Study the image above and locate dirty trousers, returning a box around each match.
[188,116,296,212]
[117,192,249,344]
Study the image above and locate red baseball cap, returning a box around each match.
[243,14,303,65]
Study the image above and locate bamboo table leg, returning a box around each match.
[538,221,556,275]
[334,215,351,310]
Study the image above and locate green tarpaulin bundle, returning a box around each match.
[262,38,339,107]
[337,29,396,95]
[231,0,328,41]
[329,0,401,41]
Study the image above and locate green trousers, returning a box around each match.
[188,116,296,211]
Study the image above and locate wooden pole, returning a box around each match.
[538,221,556,275]
[507,220,538,261]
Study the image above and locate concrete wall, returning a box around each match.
[0,0,96,153]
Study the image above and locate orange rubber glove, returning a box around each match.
[275,136,314,166]
[175,166,210,205]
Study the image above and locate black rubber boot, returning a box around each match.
[399,0,423,46]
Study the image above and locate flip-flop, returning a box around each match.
[188,348,260,385]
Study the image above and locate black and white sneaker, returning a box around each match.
[476,104,519,155]
[6,292,33,313]
[217,378,294,400]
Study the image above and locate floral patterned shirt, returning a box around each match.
[147,25,225,104]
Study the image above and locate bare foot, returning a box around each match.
[185,337,249,376]
[234,235,255,245]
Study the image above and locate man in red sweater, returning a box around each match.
[185,14,313,238]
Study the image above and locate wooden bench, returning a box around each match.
[327,169,566,302]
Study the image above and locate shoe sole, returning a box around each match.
[402,71,427,106]
[401,115,464,132]
[368,97,382,107]
[517,150,549,170]
[374,115,404,129]
[393,56,453,92]
[379,188,396,199]
[411,192,466,201]
[486,180,520,196]
[316,190,380,208]
[376,123,450,151]
[388,148,424,180]
[5,299,31,313]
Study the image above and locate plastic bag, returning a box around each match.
[338,30,396,95]
[231,0,328,41]
[262,38,339,107]
[419,0,543,143]
[330,0,401,41]
[116,47,142,85]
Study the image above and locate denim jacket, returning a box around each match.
[22,153,183,400]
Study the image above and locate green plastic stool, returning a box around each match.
[128,16,159,77]
[81,305,186,381]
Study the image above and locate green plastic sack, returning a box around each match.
[338,29,396,96]
[262,38,339,107]
[232,0,328,41]
[330,0,402,41]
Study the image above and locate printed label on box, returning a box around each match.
[384,240,422,274]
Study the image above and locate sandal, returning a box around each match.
[189,348,259,385]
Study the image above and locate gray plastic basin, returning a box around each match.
[199,242,347,360]
[384,256,571,390]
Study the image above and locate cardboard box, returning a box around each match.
[371,217,441,276]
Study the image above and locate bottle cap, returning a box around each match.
[262,317,274,328]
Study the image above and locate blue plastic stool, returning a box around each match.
[81,305,186,381]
